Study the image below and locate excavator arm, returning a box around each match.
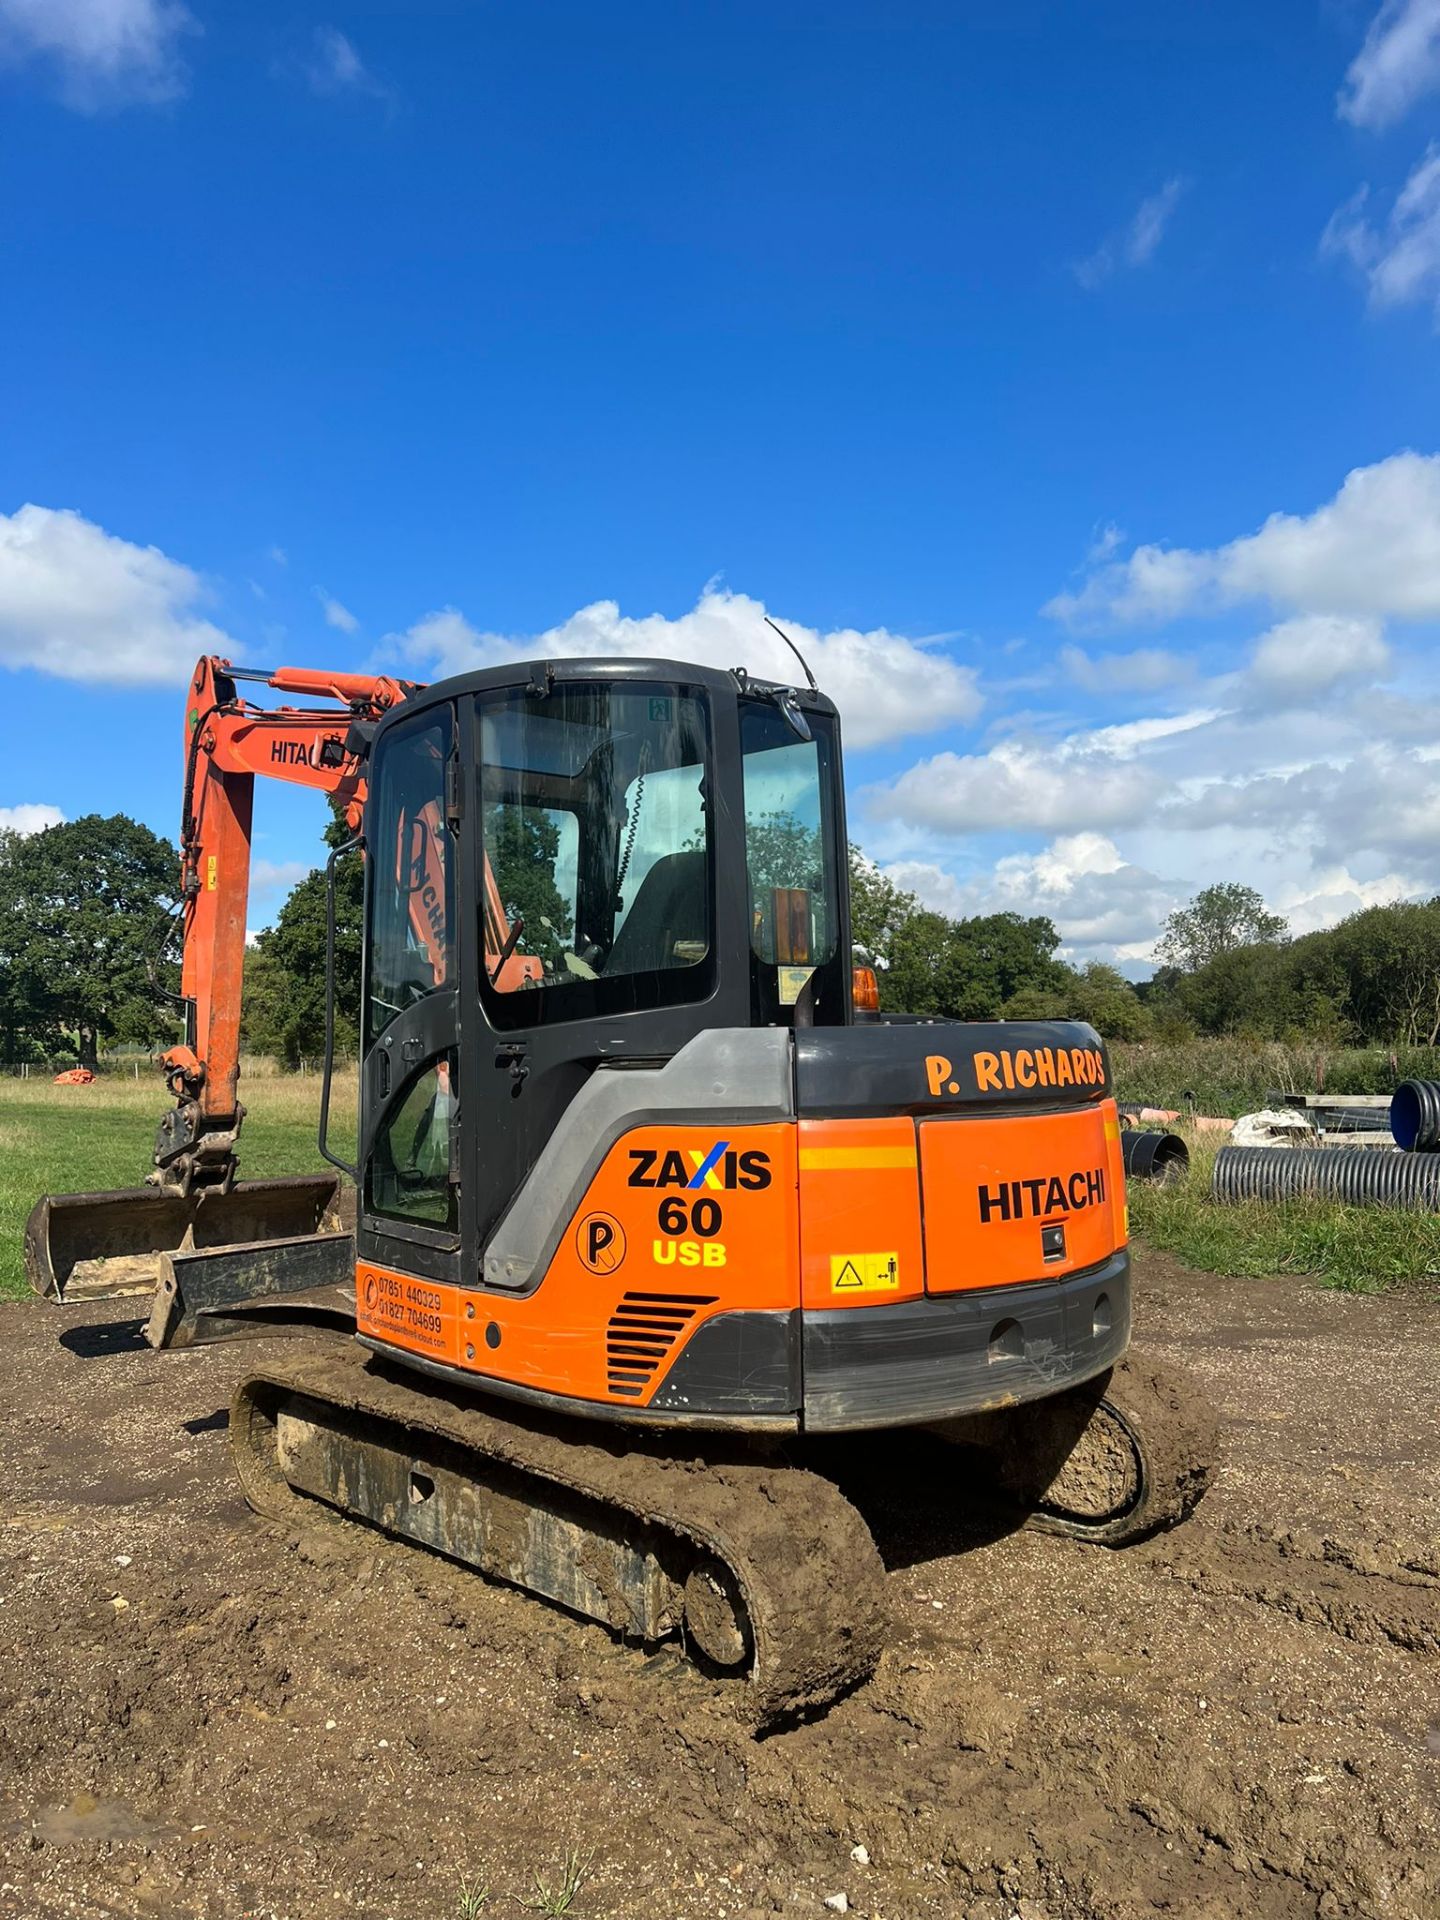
[157,657,413,1197]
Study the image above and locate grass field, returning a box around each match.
[2,1072,1433,1302]
[1109,1035,1440,1117]
[0,1071,356,1300]
[1128,1130,1440,1296]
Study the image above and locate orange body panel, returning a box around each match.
[358,1100,1127,1413]
[918,1100,1125,1293]
[358,1122,799,1407]
[796,1117,925,1309]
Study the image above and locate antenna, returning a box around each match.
[764,616,819,693]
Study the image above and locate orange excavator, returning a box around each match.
[28,649,1216,1719]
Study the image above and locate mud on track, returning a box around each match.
[0,1250,1435,1920]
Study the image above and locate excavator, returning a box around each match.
[26,648,1216,1719]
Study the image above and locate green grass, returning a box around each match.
[6,1063,1434,1304]
[1109,1035,1440,1119]
[0,1070,355,1300]
[1128,1131,1440,1296]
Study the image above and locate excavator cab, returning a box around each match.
[353,662,851,1314]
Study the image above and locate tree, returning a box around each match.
[243,811,362,1067]
[1323,899,1440,1045]
[486,805,574,972]
[1067,961,1152,1041]
[1157,883,1287,973]
[884,908,1067,1020]
[847,848,918,970]
[0,813,181,1066]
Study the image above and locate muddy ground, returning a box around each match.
[0,1250,1435,1920]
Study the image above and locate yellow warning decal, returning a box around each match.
[206,855,218,892]
[830,1252,901,1294]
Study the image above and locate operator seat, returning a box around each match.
[604,850,707,974]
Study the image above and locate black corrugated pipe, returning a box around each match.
[1120,1130,1190,1184]
[1212,1145,1440,1210]
[1389,1079,1440,1152]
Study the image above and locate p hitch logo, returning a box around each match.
[577,1211,627,1274]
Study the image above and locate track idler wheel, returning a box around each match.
[682,1559,752,1671]
[977,1355,1220,1546]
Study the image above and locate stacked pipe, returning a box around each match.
[1211,1145,1440,1210]
[1389,1079,1440,1153]
[1120,1130,1190,1184]
[1213,1078,1440,1212]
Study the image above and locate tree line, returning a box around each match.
[2,814,1438,1064]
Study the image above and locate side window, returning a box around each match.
[366,1058,457,1230]
[741,730,836,968]
[366,711,454,1048]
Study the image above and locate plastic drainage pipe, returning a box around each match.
[1120,1130,1190,1184]
[1389,1079,1440,1153]
[1212,1144,1440,1211]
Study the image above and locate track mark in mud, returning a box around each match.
[1146,1520,1440,1656]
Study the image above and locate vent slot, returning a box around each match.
[605,1290,718,1398]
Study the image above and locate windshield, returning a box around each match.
[740,698,839,979]
[480,684,712,1001]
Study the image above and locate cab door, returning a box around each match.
[357,702,462,1288]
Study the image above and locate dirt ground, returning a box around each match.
[0,1250,1435,1920]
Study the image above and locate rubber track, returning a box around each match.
[231,1336,887,1723]
[1017,1354,1221,1546]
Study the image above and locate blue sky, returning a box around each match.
[3,0,1440,968]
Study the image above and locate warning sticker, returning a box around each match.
[777,965,816,1005]
[830,1252,900,1295]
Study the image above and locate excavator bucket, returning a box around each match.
[24,1173,351,1306]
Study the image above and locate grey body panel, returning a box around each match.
[482,1029,794,1292]
[799,1252,1130,1431]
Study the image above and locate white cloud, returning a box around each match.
[1338,0,1440,131]
[318,591,359,634]
[1073,178,1187,290]
[867,704,1222,839]
[1047,452,1440,628]
[0,0,194,109]
[1060,643,1190,694]
[299,25,388,101]
[1245,614,1390,700]
[871,742,1142,838]
[0,504,232,685]
[394,587,983,750]
[1322,147,1440,318]
[0,802,63,835]
[251,858,311,891]
[880,835,1182,964]
[1276,866,1418,933]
